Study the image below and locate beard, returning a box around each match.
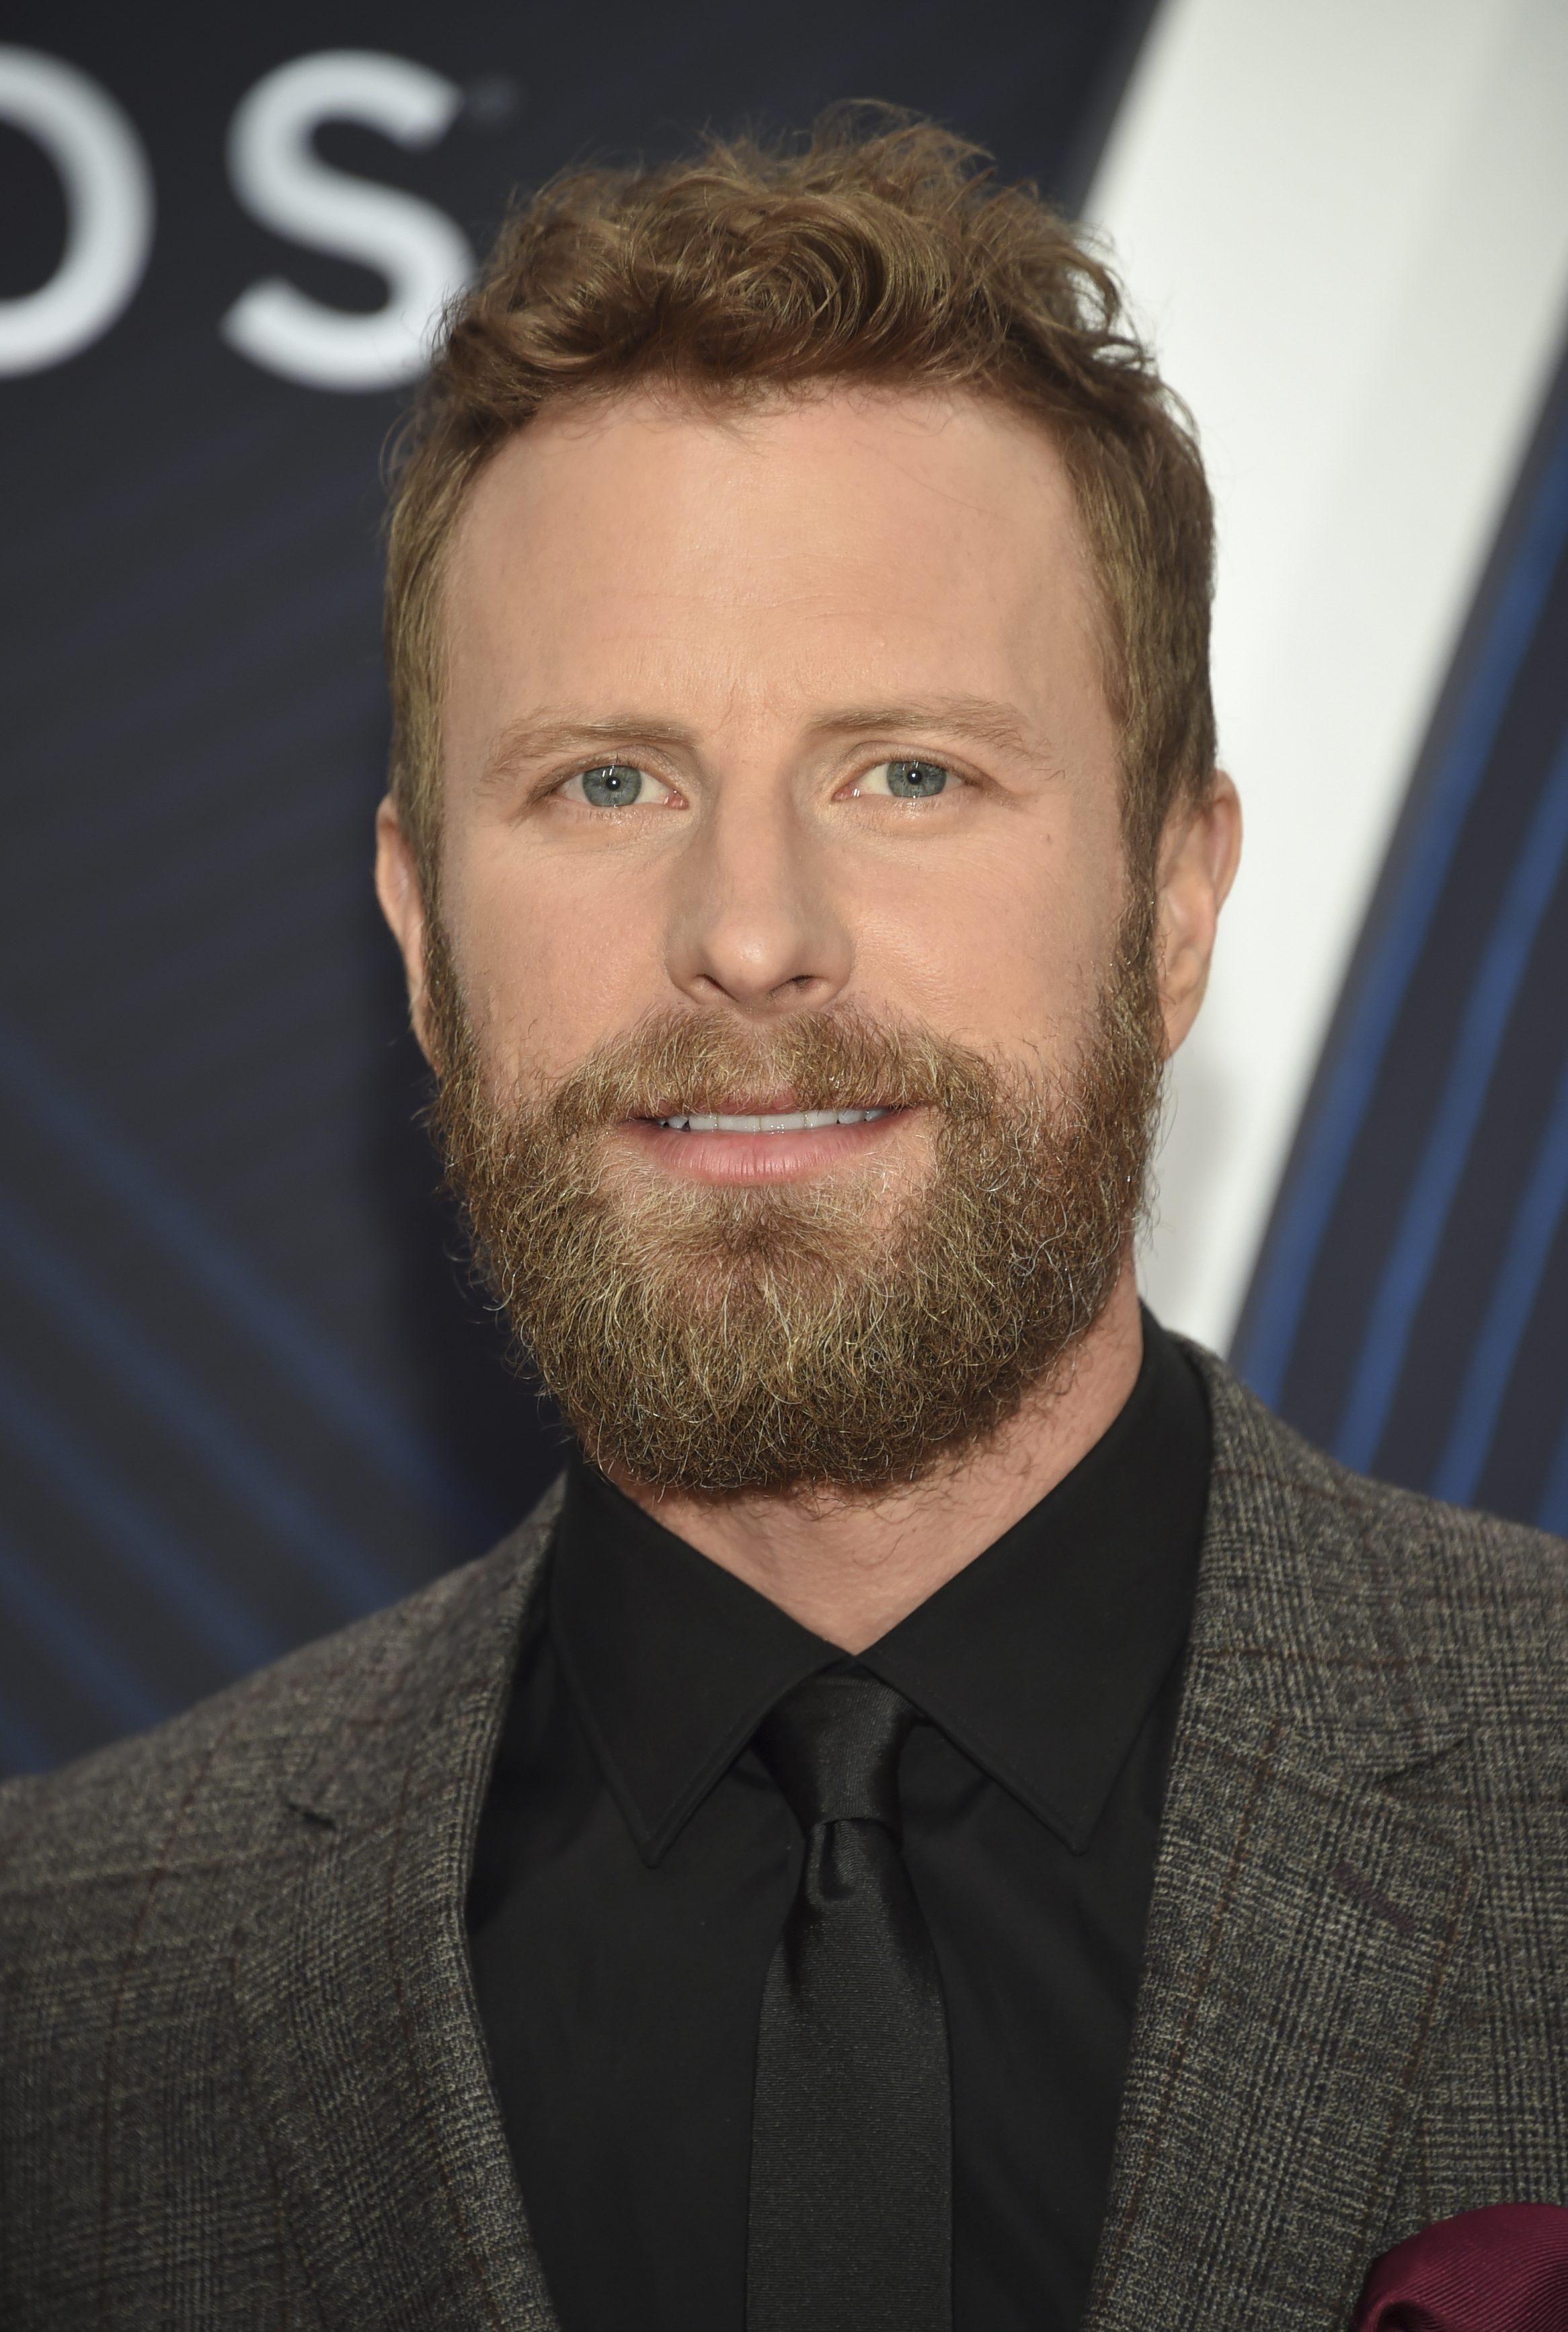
[426,912,1164,1498]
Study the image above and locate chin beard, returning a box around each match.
[425,915,1163,1498]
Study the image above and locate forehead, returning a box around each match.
[442,384,1105,740]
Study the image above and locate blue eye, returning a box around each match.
[884,760,949,799]
[579,764,645,807]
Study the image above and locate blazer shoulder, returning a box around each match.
[0,1479,563,1896]
[1185,1338,1567,1721]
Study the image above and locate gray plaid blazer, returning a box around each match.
[2,1348,1565,2328]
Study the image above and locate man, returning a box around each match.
[2,116,1565,2332]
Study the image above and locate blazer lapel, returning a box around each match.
[1086,1360,1477,2332]
[233,1495,564,2331]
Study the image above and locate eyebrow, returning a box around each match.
[803,697,1040,759]
[476,694,1043,789]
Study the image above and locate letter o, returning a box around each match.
[0,48,154,377]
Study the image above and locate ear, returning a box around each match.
[373,797,436,1064]
[1152,771,1242,1057]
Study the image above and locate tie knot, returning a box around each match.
[755,1671,915,1836]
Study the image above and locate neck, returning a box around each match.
[612,1266,1144,1652]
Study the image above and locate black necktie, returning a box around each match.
[746,1670,953,2332]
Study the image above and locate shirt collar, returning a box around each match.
[859,1316,1209,1848]
[551,1311,1209,1866]
[551,1467,836,1865]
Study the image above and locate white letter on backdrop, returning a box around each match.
[0,48,154,377]
[221,50,473,393]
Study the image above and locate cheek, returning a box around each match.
[442,837,670,1090]
[856,830,1115,1052]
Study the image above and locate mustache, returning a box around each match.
[533,1005,1013,1136]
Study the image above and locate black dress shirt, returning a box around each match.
[468,1312,1210,2332]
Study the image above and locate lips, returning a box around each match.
[654,1107,892,1132]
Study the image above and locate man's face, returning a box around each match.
[379,386,1214,1491]
[436,387,1130,1138]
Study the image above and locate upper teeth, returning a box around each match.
[657,1108,890,1132]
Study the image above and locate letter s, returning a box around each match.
[0,48,154,377]
[221,51,475,393]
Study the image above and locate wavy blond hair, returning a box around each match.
[384,110,1215,887]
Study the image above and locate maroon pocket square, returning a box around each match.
[1353,2204,1568,2330]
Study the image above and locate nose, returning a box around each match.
[663,780,854,1015]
